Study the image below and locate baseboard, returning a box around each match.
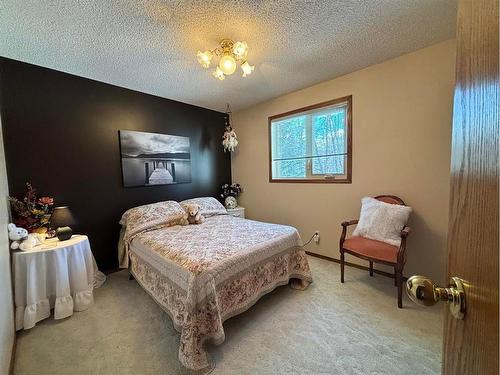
[9,333,16,375]
[305,251,407,280]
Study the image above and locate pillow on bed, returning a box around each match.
[352,197,412,247]
[180,197,227,217]
[119,200,186,227]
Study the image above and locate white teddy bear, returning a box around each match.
[8,223,43,251]
[184,204,205,225]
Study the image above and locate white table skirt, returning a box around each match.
[12,235,106,330]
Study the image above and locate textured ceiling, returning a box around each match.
[0,1,457,112]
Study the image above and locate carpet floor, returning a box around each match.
[14,256,443,375]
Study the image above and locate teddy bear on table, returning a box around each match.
[8,223,43,251]
[184,203,205,225]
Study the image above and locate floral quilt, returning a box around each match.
[124,213,312,371]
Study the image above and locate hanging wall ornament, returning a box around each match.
[222,103,238,152]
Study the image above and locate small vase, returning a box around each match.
[224,196,238,209]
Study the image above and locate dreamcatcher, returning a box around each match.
[222,103,238,152]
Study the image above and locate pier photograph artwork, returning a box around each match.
[119,130,191,187]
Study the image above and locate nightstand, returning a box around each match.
[12,235,106,330]
[226,206,245,218]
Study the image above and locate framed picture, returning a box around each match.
[119,130,191,187]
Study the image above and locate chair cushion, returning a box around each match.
[343,236,399,264]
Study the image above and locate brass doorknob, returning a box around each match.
[406,276,466,320]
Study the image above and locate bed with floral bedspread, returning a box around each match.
[119,198,312,371]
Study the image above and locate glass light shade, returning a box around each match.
[232,41,248,59]
[197,50,212,68]
[213,67,225,80]
[218,54,237,75]
[241,61,255,77]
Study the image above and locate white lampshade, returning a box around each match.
[197,50,212,68]
[232,41,248,59]
[213,67,225,80]
[219,54,237,75]
[241,61,255,77]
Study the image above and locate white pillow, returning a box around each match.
[352,197,412,247]
[180,197,227,217]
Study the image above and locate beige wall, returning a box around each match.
[0,117,14,373]
[232,40,455,283]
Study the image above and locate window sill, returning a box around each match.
[269,177,352,183]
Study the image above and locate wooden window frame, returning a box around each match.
[268,95,352,183]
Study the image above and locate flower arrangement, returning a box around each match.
[9,183,54,233]
[220,183,242,199]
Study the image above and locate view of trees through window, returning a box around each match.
[271,104,347,179]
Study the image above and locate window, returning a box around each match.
[269,96,352,183]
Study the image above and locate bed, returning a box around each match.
[119,197,312,371]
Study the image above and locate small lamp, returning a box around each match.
[50,206,77,241]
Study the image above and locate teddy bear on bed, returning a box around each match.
[184,203,205,225]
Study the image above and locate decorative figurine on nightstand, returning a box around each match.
[50,206,77,241]
[224,196,237,209]
[220,183,242,209]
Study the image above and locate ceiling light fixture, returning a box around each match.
[197,39,254,80]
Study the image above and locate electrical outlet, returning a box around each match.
[313,231,320,243]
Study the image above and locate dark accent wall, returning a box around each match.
[0,57,231,270]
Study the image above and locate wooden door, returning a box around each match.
[443,0,499,374]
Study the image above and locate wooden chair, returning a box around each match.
[339,195,411,308]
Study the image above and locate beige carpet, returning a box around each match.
[14,256,443,374]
